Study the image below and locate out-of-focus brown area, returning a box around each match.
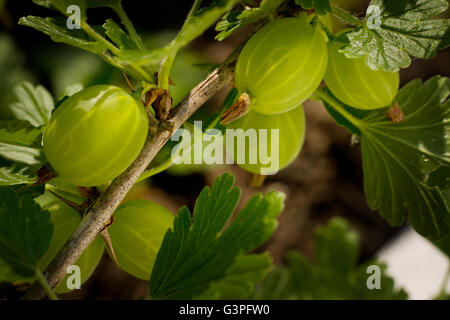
[0,0,449,299]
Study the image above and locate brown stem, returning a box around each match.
[22,52,237,300]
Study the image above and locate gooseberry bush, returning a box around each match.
[0,0,449,300]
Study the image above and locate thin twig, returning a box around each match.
[22,52,237,300]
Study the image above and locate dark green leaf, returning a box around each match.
[196,253,272,299]
[0,188,53,276]
[314,217,358,272]
[9,82,54,127]
[322,76,450,240]
[341,0,450,71]
[103,19,139,50]
[0,257,32,283]
[215,0,285,41]
[255,217,408,299]
[149,173,285,299]
[295,0,331,15]
[360,76,450,240]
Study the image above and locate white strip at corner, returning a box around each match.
[377,227,450,300]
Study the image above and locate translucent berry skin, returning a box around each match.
[36,193,105,294]
[235,16,328,115]
[43,85,148,186]
[324,40,400,110]
[108,200,174,280]
[225,105,306,175]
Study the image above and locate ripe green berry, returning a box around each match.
[36,193,105,294]
[225,105,306,175]
[235,16,328,115]
[108,200,174,280]
[43,85,148,186]
[324,39,400,110]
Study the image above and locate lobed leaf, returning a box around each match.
[149,173,285,299]
[360,76,450,240]
[322,76,450,240]
[255,217,408,299]
[19,16,106,54]
[215,0,285,41]
[9,82,54,128]
[341,0,450,72]
[0,188,53,276]
[103,19,139,50]
[196,253,272,299]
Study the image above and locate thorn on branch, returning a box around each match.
[100,228,119,267]
[48,190,83,214]
[123,72,135,93]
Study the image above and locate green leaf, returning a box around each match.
[0,257,32,283]
[196,253,273,299]
[341,0,450,71]
[60,83,84,98]
[117,47,169,66]
[9,82,54,127]
[0,164,36,186]
[0,103,46,166]
[360,76,450,240]
[320,76,450,240]
[0,120,42,147]
[32,0,53,9]
[439,28,450,49]
[103,19,139,50]
[295,0,331,15]
[0,143,44,166]
[255,217,408,299]
[0,187,53,276]
[215,0,285,41]
[46,0,87,15]
[149,173,285,299]
[19,16,106,54]
[314,217,359,272]
[123,0,242,66]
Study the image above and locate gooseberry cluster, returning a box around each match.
[226,15,399,175]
